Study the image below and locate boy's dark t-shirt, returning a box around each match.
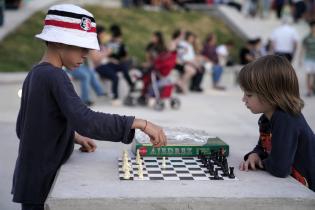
[12,63,135,204]
[244,109,315,191]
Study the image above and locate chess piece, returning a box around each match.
[228,167,235,179]
[136,149,141,165]
[122,161,128,172]
[137,158,142,165]
[123,168,131,179]
[123,149,128,158]
[162,157,166,169]
[122,159,131,172]
[123,151,128,164]
[214,168,220,180]
[138,164,144,180]
[198,150,203,159]
[201,155,207,165]
[208,163,214,175]
[221,157,229,176]
[138,171,144,179]
[222,157,228,168]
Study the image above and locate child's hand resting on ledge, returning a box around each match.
[239,153,263,171]
[74,132,97,153]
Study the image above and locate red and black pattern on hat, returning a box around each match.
[44,9,96,33]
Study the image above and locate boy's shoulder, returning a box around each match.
[31,62,68,81]
[32,62,60,73]
[271,109,304,126]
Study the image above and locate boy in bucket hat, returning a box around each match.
[12,4,167,210]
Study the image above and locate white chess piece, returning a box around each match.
[123,168,131,179]
[136,149,141,165]
[137,164,144,180]
[162,157,166,168]
[122,157,131,172]
[122,161,127,172]
[138,158,142,165]
[123,150,128,160]
[138,171,144,179]
[136,149,140,157]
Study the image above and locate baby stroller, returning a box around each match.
[124,51,180,111]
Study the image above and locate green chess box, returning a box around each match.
[131,128,229,157]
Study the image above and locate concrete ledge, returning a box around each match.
[46,141,315,210]
[47,197,315,210]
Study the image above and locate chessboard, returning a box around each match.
[118,156,237,181]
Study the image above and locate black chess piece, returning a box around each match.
[202,156,206,165]
[222,157,227,165]
[219,147,225,156]
[217,155,223,167]
[222,157,228,170]
[198,150,203,159]
[205,158,210,168]
[207,163,214,175]
[222,166,229,177]
[221,158,229,177]
[214,168,220,180]
[210,150,215,159]
[200,152,206,163]
[228,167,235,179]
[214,154,220,165]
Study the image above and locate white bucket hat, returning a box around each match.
[35,4,100,50]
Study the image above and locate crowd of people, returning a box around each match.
[69,24,237,107]
[232,0,315,22]
[62,0,315,108]
[69,14,315,108]
[121,0,315,22]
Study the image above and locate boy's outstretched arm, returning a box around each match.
[73,118,166,153]
[73,119,166,154]
[49,69,167,146]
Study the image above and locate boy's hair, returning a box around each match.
[239,55,304,115]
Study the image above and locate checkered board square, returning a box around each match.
[118,157,238,181]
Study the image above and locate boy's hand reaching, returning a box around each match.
[239,153,263,171]
[132,119,167,147]
[143,121,167,147]
[74,132,97,153]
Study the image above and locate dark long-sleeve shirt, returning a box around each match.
[12,62,135,204]
[244,109,315,191]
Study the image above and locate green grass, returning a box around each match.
[0,6,244,72]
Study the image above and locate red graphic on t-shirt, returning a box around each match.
[260,132,272,153]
